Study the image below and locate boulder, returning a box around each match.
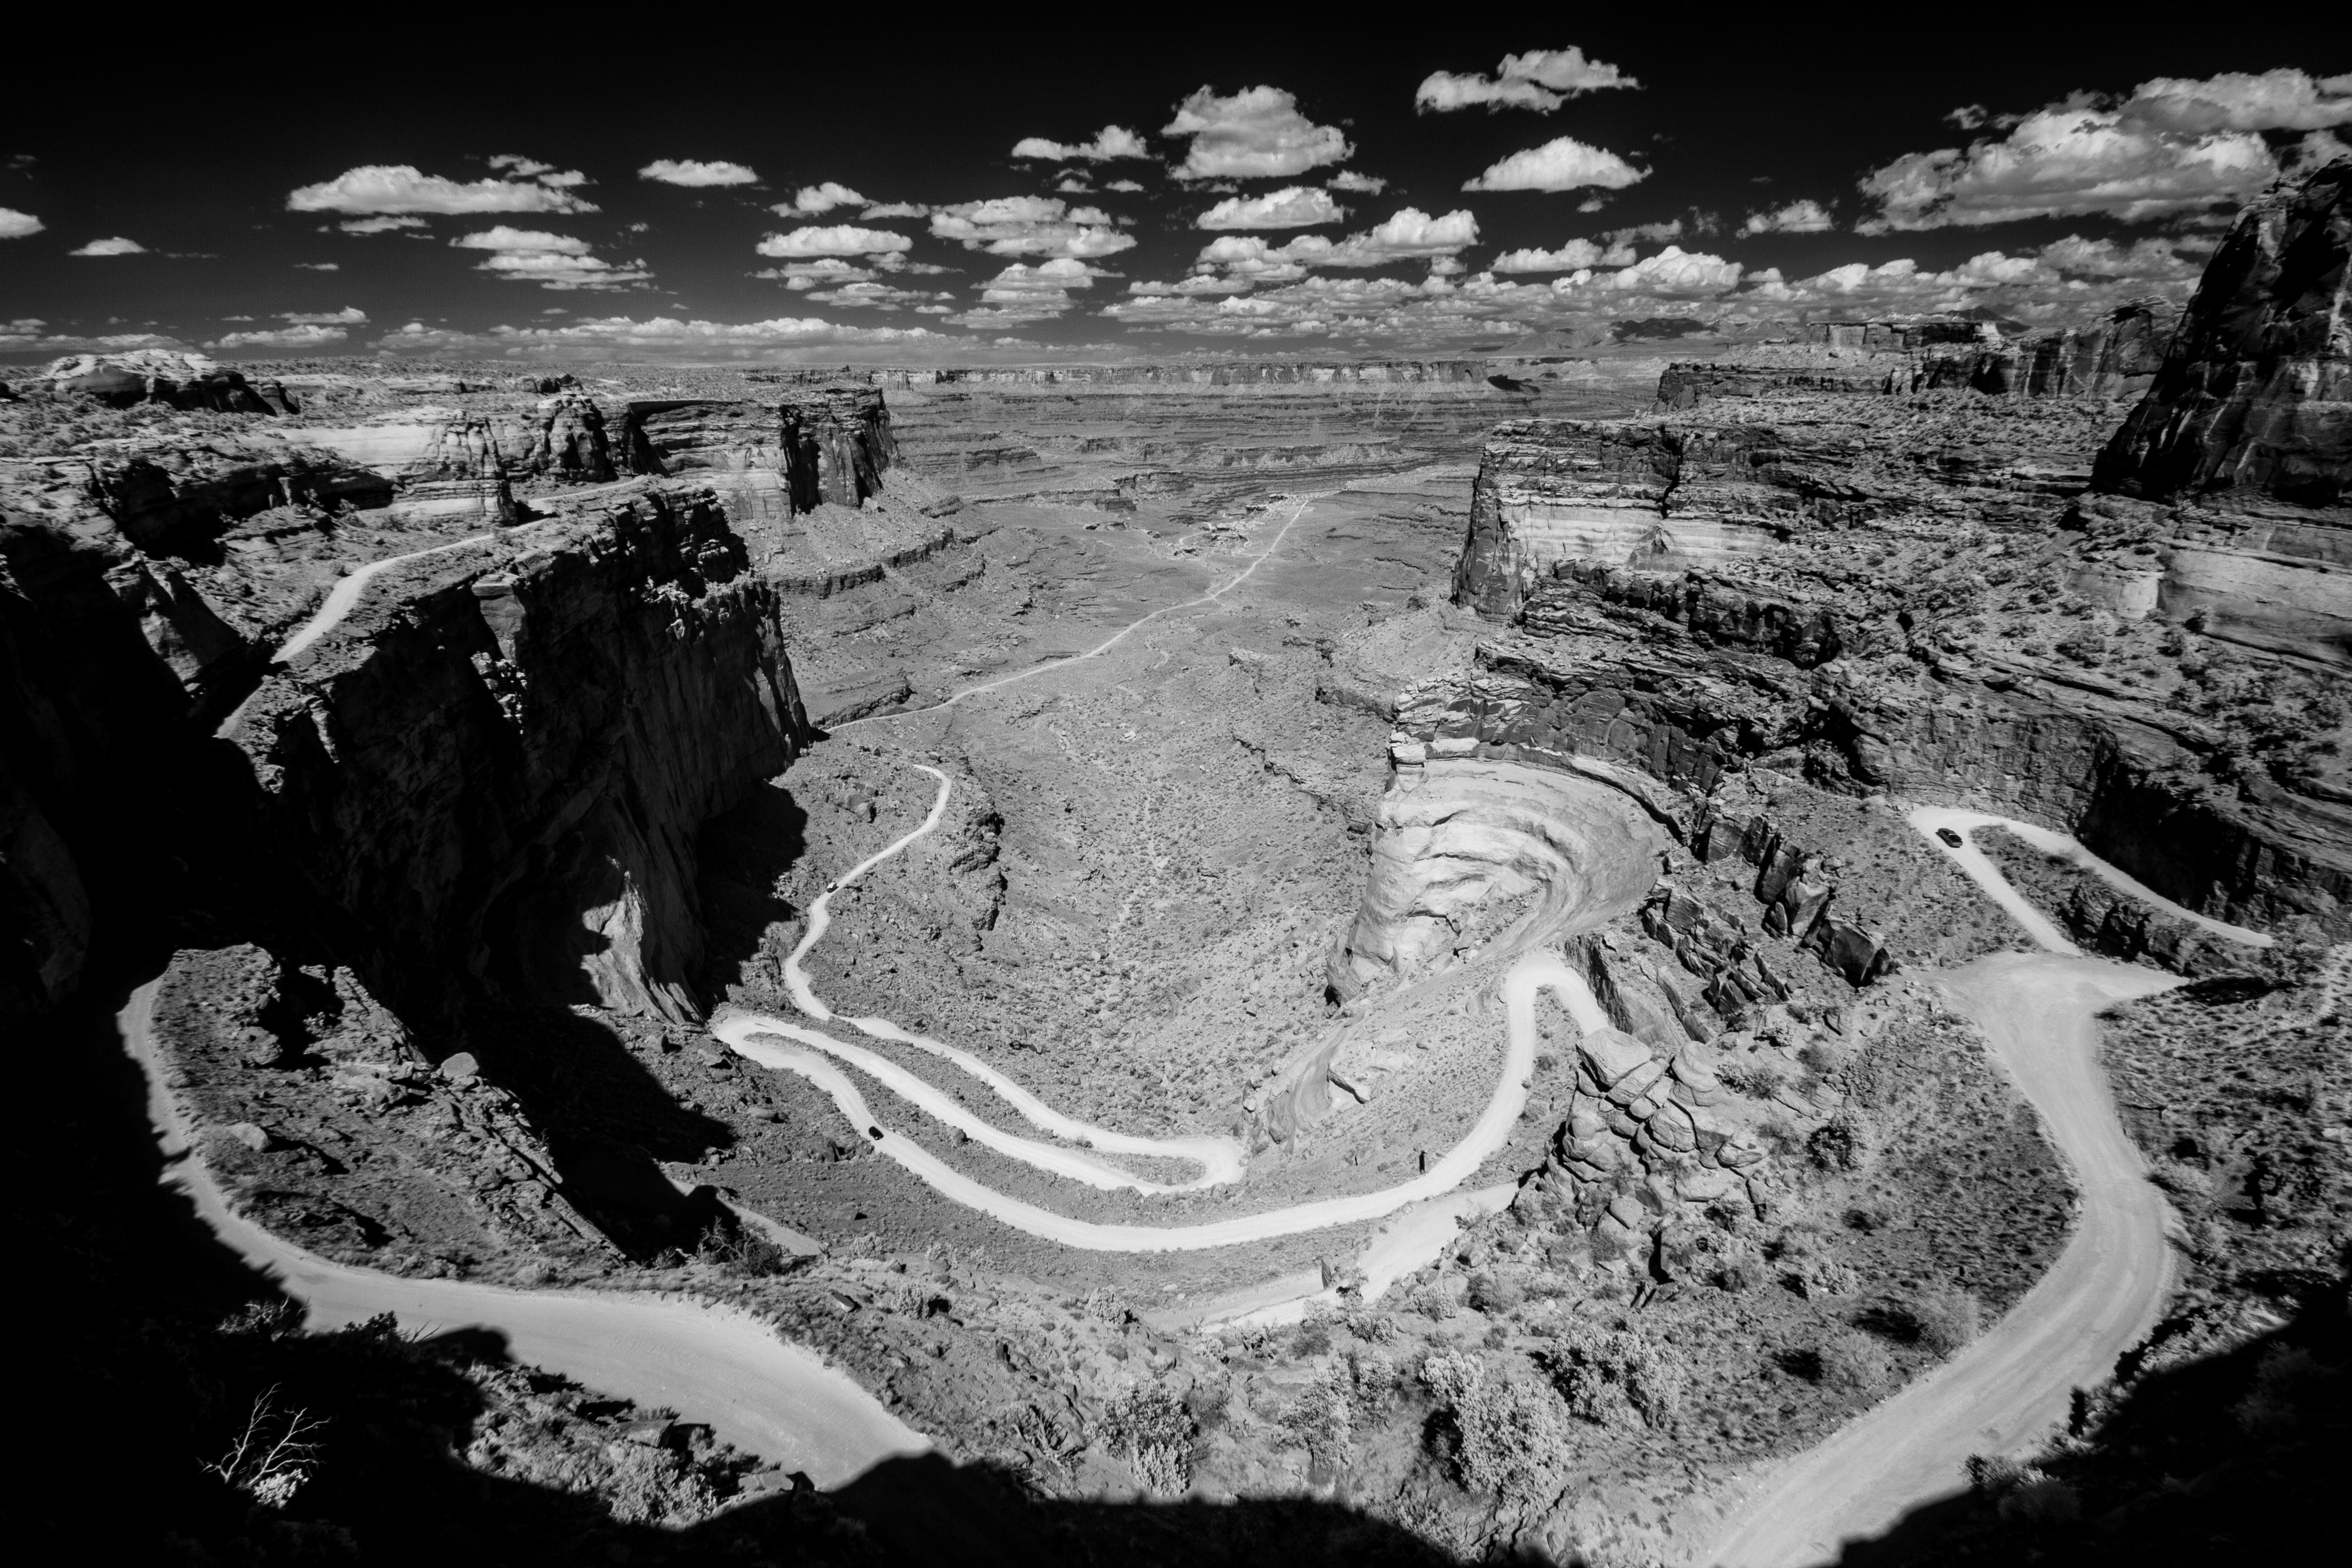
[1578,1026,1653,1088]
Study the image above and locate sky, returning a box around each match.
[3,25,2346,365]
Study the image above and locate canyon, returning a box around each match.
[7,160,2347,1568]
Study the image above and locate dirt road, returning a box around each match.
[121,982,929,1485]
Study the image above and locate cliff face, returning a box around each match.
[2095,159,2351,515]
[1438,224,2352,936]
[624,385,896,519]
[1655,303,2181,410]
[225,481,805,1025]
[0,375,828,1032]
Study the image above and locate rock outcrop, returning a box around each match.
[2094,159,2350,517]
[0,380,829,1030]
[1655,303,2179,410]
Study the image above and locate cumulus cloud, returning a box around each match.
[1196,186,1347,229]
[1326,171,1388,193]
[639,158,761,187]
[1491,238,1634,272]
[1463,136,1647,192]
[2119,69,2352,133]
[211,322,350,350]
[1859,69,2352,230]
[1741,199,1835,234]
[487,155,586,187]
[755,225,915,259]
[803,280,957,310]
[1104,179,1146,193]
[452,227,649,289]
[289,164,597,216]
[452,227,591,256]
[279,306,368,325]
[947,257,1106,325]
[1316,207,1480,266]
[1,319,192,353]
[1162,86,1352,180]
[374,315,955,360]
[929,196,1135,259]
[1416,47,1640,114]
[787,182,867,214]
[0,207,42,239]
[68,237,148,257]
[337,216,428,234]
[294,262,340,271]
[1574,246,1742,296]
[860,201,931,219]
[1011,125,1150,162]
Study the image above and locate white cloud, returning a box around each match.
[2034,233,2209,280]
[1856,70,2352,230]
[373,314,956,359]
[929,196,1135,259]
[68,237,148,257]
[755,225,915,258]
[1011,125,1150,162]
[0,207,42,239]
[789,182,867,213]
[1491,238,1633,272]
[1416,47,1640,114]
[949,257,1106,325]
[452,226,592,255]
[293,262,340,271]
[1,319,193,352]
[280,306,368,325]
[1326,171,1388,193]
[1741,199,1835,234]
[1463,136,1647,192]
[1162,86,1351,180]
[2119,69,2352,133]
[212,323,350,350]
[639,158,761,187]
[805,280,956,310]
[1196,186,1347,229]
[859,201,931,219]
[1315,207,1480,266]
[288,164,597,216]
[1575,245,1742,296]
[759,257,876,289]
[1104,179,1146,193]
[451,228,648,289]
[337,216,428,234]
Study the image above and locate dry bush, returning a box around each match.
[1419,1350,1574,1501]
[1909,1284,1984,1355]
[1816,1327,1894,1392]
[1105,1383,1194,1496]
[1540,1321,1685,1428]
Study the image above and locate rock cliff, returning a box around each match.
[0,378,829,1031]
[2094,158,2350,516]
[1436,173,2352,938]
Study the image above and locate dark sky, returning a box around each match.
[5,23,2344,362]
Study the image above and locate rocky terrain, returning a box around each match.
[7,161,2347,1568]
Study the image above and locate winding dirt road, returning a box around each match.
[1704,810,2269,1566]
[120,981,930,1485]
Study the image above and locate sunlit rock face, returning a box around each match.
[1330,755,1667,999]
[2096,158,2351,517]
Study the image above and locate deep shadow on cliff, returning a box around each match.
[22,950,1462,1568]
[1822,1265,2348,1568]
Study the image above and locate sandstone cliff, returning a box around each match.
[2094,158,2350,516]
[0,378,844,1031]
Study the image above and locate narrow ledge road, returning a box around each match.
[1703,807,2269,1567]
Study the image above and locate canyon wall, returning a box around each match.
[0,378,913,1030]
[2094,158,2350,517]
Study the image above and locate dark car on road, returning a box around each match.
[1936,828,1963,848]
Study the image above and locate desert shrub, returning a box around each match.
[1077,1285,1130,1325]
[1105,1383,1194,1496]
[1717,1060,1785,1099]
[1807,1118,1868,1172]
[1909,1285,1984,1355]
[1341,1305,1399,1344]
[1541,1322,1684,1428]
[694,1221,790,1278]
[1468,1269,1525,1314]
[1419,1350,1574,1499]
[1976,1461,2080,1524]
[2235,1344,2339,1435]
[1816,1327,1894,1393]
